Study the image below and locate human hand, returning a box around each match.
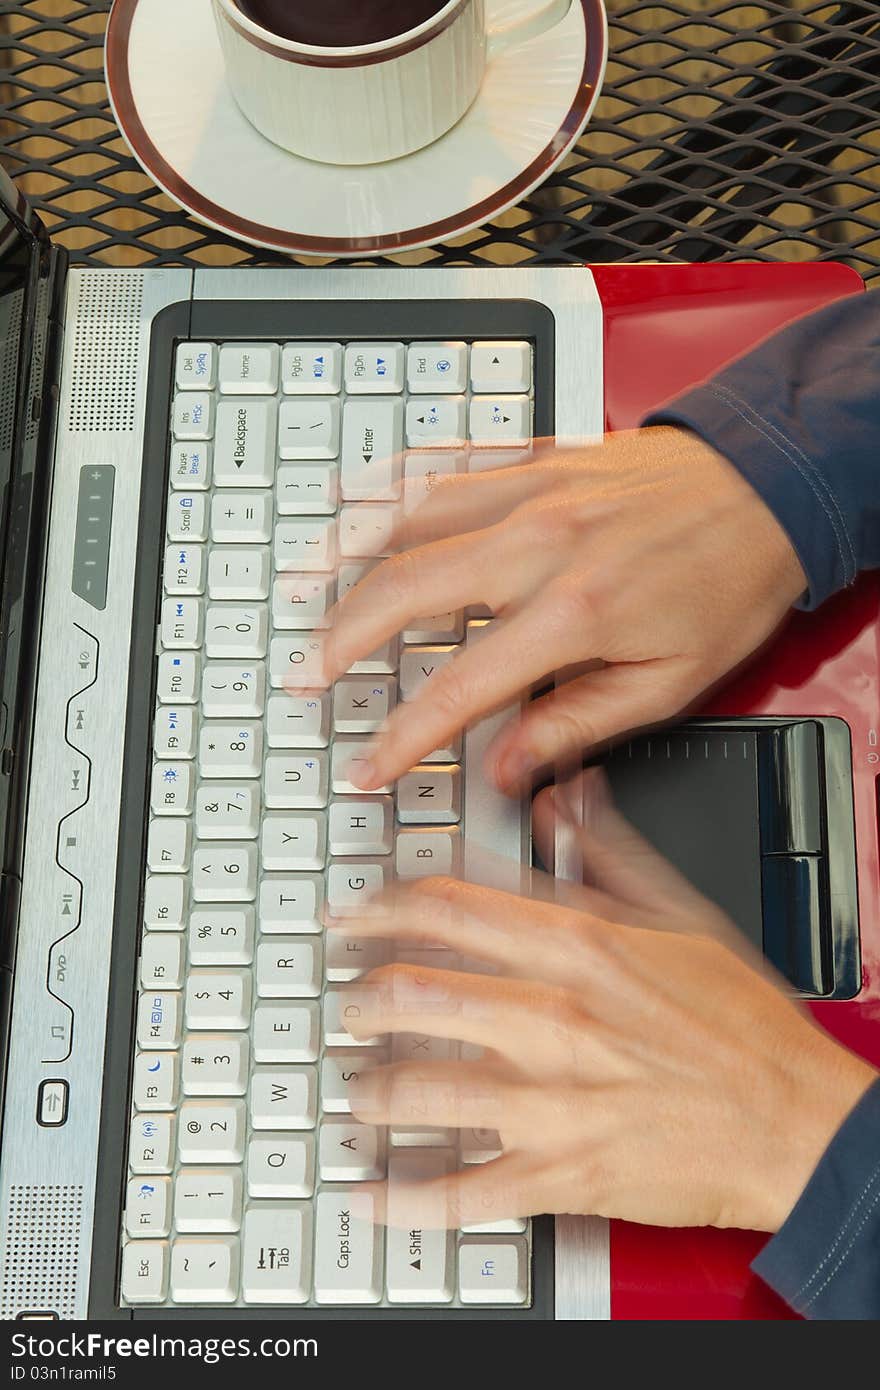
[335,772,875,1233]
[319,426,806,793]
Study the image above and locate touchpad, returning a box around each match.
[603,717,859,999]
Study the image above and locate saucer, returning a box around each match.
[105,0,608,258]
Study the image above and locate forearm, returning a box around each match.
[646,291,880,609]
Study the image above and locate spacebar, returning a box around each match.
[463,621,526,894]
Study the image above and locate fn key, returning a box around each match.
[71,465,115,610]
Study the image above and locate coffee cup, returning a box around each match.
[212,0,575,165]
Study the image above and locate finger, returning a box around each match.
[351,593,589,789]
[320,527,518,685]
[329,874,630,983]
[346,963,578,1070]
[349,1059,520,1131]
[366,1152,545,1230]
[397,450,547,547]
[488,660,695,792]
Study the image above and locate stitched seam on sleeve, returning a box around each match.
[709,383,857,582]
[799,1180,880,1312]
[789,1159,880,1302]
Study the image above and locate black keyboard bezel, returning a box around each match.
[89,295,559,1320]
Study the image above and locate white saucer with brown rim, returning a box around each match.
[105,0,608,259]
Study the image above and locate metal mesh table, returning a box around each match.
[1,1,880,279]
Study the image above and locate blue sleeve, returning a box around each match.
[750,1078,880,1319]
[645,291,880,609]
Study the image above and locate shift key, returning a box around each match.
[314,1188,382,1304]
[386,1149,454,1303]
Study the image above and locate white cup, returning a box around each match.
[212,0,574,165]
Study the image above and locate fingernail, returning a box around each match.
[348,756,378,790]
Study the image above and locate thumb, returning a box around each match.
[488,660,693,792]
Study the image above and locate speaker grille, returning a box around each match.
[0,288,24,454]
[67,274,144,433]
[0,1184,84,1319]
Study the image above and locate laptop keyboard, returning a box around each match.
[120,337,535,1310]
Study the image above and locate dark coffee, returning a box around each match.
[235,0,448,47]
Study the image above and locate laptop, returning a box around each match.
[0,162,873,1321]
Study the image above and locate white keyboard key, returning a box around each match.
[324,986,383,1047]
[269,632,328,691]
[326,861,389,919]
[399,645,458,702]
[150,761,194,817]
[402,612,464,644]
[259,875,324,933]
[201,662,265,719]
[340,397,404,501]
[195,782,260,840]
[266,692,330,744]
[192,843,258,902]
[459,1238,528,1304]
[157,651,200,704]
[319,1119,386,1182]
[205,604,268,660]
[167,492,208,542]
[407,342,468,394]
[136,992,181,1049]
[129,1113,175,1174]
[250,1068,317,1130]
[218,342,279,394]
[279,398,341,460]
[172,392,214,441]
[248,1134,315,1198]
[470,341,532,394]
[325,935,388,982]
[161,596,203,649]
[276,463,338,516]
[282,341,342,395]
[387,1149,455,1304]
[215,399,277,486]
[261,810,327,871]
[462,1127,503,1164]
[337,559,376,599]
[211,490,272,544]
[333,676,397,734]
[253,1002,320,1063]
[154,706,197,760]
[462,1217,528,1234]
[339,503,396,558]
[392,1032,454,1066]
[329,797,393,856]
[121,1240,168,1304]
[469,395,532,446]
[174,1168,242,1232]
[344,342,405,394]
[125,1177,171,1238]
[257,938,322,998]
[182,1035,249,1095]
[170,1238,238,1303]
[178,1101,246,1164]
[147,819,191,873]
[242,1204,312,1304]
[331,738,391,795]
[141,933,185,990]
[315,1188,382,1304]
[396,828,461,879]
[405,396,467,448]
[397,766,461,824]
[402,450,465,512]
[185,969,251,1030]
[170,441,212,491]
[273,573,334,630]
[164,543,205,595]
[207,546,270,600]
[176,342,216,391]
[143,874,188,931]
[198,721,262,779]
[320,1051,386,1112]
[349,639,398,676]
[188,907,255,966]
[134,1051,179,1110]
[265,752,328,809]
[274,519,336,573]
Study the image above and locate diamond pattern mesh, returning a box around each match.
[1,0,879,277]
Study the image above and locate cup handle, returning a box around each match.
[487,0,573,57]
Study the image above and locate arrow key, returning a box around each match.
[405,396,466,449]
[469,396,532,447]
